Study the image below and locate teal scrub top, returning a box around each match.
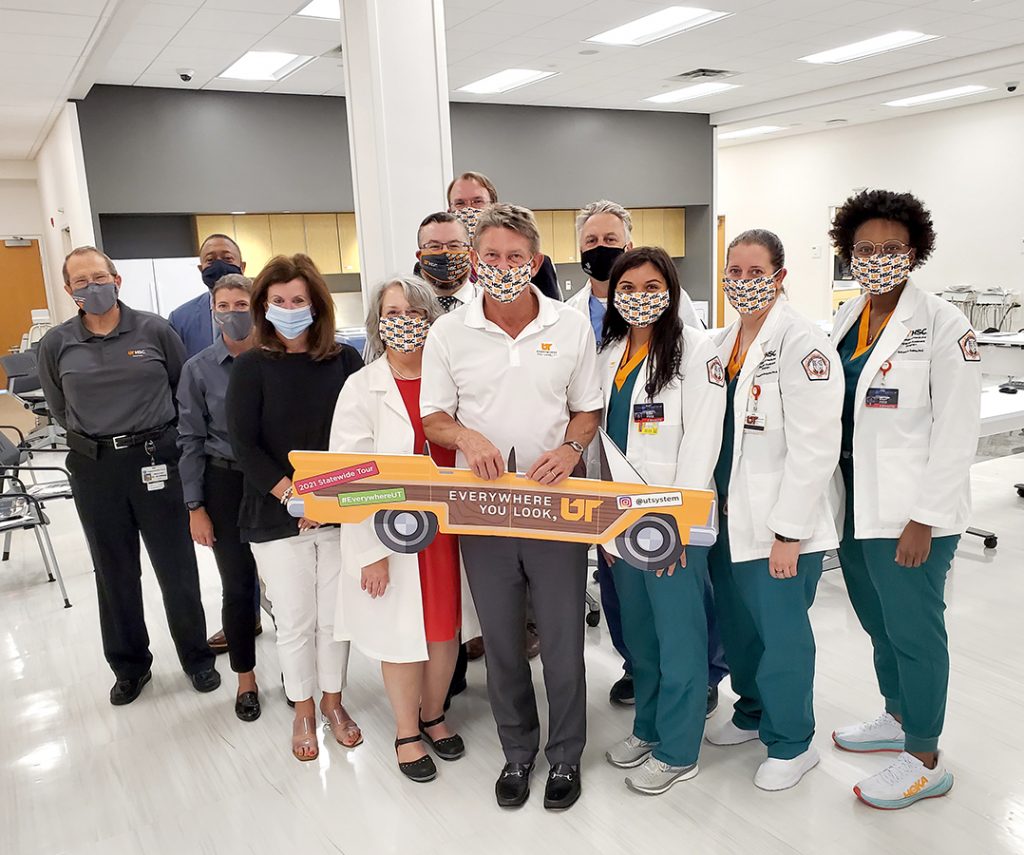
[606,353,646,456]
[713,374,738,501]
[837,318,880,463]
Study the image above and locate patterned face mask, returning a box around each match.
[613,290,671,328]
[477,260,533,303]
[850,253,911,294]
[722,272,780,315]
[451,207,484,241]
[378,315,430,353]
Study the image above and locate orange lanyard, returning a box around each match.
[615,341,649,391]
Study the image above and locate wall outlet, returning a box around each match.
[565,280,573,290]
[811,245,822,259]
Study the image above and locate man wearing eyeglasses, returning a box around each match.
[416,212,476,312]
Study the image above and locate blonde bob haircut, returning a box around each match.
[364,275,443,360]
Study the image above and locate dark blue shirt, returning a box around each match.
[169,292,215,359]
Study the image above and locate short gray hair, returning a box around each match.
[474,203,541,255]
[364,275,442,360]
[576,200,632,243]
[212,273,253,298]
[62,246,117,285]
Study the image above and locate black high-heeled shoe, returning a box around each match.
[395,735,437,783]
[419,714,465,761]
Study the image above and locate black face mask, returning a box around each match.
[201,259,242,289]
[580,245,625,283]
[419,251,471,290]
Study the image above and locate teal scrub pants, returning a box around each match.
[610,546,710,767]
[838,460,958,754]
[708,514,823,760]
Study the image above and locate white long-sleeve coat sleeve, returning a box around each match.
[675,333,726,490]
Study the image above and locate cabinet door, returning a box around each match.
[337,213,360,274]
[304,214,342,275]
[269,214,307,258]
[533,210,554,259]
[551,210,577,264]
[640,208,666,250]
[194,215,236,253]
[233,215,273,275]
[664,208,686,257]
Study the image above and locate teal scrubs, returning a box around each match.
[836,318,958,755]
[607,352,709,768]
[708,359,824,760]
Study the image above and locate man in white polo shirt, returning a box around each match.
[422,204,602,812]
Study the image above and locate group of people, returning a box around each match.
[35,171,981,814]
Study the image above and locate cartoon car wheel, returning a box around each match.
[374,509,439,553]
[614,513,683,572]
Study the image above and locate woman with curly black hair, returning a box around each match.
[827,190,982,810]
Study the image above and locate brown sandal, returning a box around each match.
[292,715,319,762]
[323,705,363,748]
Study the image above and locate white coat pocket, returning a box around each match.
[876,447,928,525]
[887,360,929,409]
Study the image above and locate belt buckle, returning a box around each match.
[112,434,131,450]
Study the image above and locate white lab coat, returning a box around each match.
[712,298,844,563]
[830,281,981,539]
[567,279,703,329]
[598,326,725,491]
[328,356,480,663]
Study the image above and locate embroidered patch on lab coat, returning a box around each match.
[958,330,981,362]
[706,356,725,387]
[801,349,831,381]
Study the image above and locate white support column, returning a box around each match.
[341,0,453,309]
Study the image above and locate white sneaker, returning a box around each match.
[854,751,954,810]
[754,747,820,791]
[605,734,657,769]
[832,712,905,753]
[624,756,699,796]
[704,718,760,747]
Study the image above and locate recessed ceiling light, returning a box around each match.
[644,81,738,103]
[230,211,247,215]
[296,0,340,20]
[457,68,558,95]
[884,84,991,107]
[587,6,731,47]
[799,30,940,64]
[718,125,785,140]
[219,51,314,81]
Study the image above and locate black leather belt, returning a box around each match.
[208,455,241,471]
[95,424,173,450]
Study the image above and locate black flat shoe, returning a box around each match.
[190,667,221,693]
[609,673,635,706]
[419,714,465,761]
[543,763,581,810]
[110,671,151,706]
[396,735,437,783]
[496,762,533,807]
[706,685,719,719]
[235,690,261,722]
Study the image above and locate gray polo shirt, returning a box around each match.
[37,302,185,438]
[176,335,237,504]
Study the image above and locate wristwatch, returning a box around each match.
[186,501,204,512]
[562,440,585,456]
[774,533,799,543]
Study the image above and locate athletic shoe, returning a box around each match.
[854,752,953,810]
[606,734,657,769]
[704,718,760,746]
[625,757,699,795]
[832,712,905,753]
[754,747,820,791]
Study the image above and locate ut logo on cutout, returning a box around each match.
[560,498,602,522]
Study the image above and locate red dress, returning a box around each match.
[395,377,461,642]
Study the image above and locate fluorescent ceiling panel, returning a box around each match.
[644,81,738,103]
[219,51,314,81]
[457,68,557,94]
[799,31,940,64]
[718,125,785,140]
[884,84,990,107]
[296,0,340,20]
[586,6,731,46]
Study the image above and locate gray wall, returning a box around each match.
[77,85,714,301]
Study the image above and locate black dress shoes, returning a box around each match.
[495,762,533,807]
[706,685,719,719]
[543,763,581,810]
[190,667,221,693]
[609,673,635,706]
[110,671,152,706]
[419,714,465,761]
[396,735,437,783]
[235,690,261,722]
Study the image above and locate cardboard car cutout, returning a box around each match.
[287,431,717,571]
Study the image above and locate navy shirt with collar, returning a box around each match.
[168,291,216,359]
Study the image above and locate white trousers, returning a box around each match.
[250,527,349,701]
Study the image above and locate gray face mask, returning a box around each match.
[72,282,118,315]
[215,310,253,342]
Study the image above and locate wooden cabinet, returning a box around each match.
[337,213,360,274]
[551,210,578,264]
[194,215,236,250]
[269,214,306,258]
[233,215,272,274]
[304,214,342,275]
[663,207,686,257]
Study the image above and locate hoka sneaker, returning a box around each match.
[854,752,954,810]
[832,712,905,753]
[625,756,699,795]
[606,734,658,769]
[705,718,760,746]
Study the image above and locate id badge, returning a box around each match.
[633,402,664,423]
[743,412,767,432]
[865,387,899,409]
[638,421,659,436]
[142,464,168,491]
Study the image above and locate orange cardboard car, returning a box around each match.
[288,432,717,571]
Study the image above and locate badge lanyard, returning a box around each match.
[744,383,767,432]
[141,439,169,491]
[865,360,899,410]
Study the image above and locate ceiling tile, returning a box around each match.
[184,7,290,35]
[0,32,87,57]
[0,8,98,38]
[134,3,198,29]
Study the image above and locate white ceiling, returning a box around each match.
[1,0,1023,159]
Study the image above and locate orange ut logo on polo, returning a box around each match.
[560,498,602,522]
[903,776,929,798]
[540,343,553,352]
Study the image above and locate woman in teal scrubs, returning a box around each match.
[828,191,981,810]
[597,247,726,796]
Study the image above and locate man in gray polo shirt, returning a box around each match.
[38,246,218,706]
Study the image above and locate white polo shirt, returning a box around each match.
[421,285,603,472]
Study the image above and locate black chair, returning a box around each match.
[0,351,66,450]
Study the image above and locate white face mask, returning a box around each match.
[476,260,533,303]
[378,315,429,353]
[613,290,670,327]
[722,272,780,315]
[850,253,911,294]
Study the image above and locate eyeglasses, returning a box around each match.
[420,241,471,253]
[852,240,911,259]
[70,272,115,289]
[382,308,428,319]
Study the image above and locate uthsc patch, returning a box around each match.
[801,349,831,381]
[958,330,981,362]
[707,356,726,387]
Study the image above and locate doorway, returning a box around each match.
[0,238,48,367]
[716,215,726,328]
